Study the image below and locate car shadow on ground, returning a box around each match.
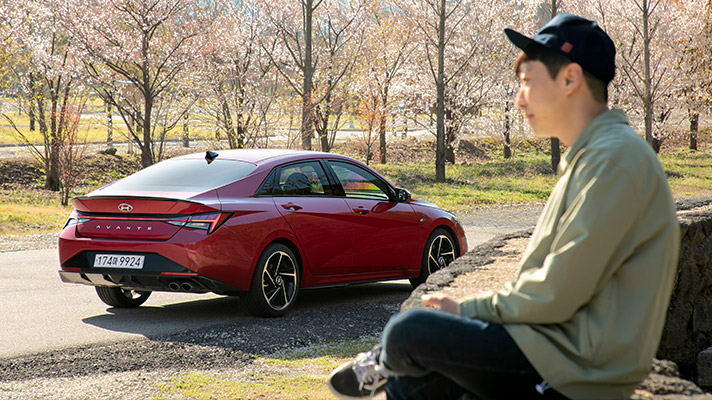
[1,282,414,383]
[80,280,412,354]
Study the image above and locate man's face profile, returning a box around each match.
[515,60,567,139]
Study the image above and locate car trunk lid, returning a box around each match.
[71,196,223,240]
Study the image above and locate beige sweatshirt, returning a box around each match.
[459,110,680,399]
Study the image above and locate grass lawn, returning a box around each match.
[153,337,379,400]
[0,189,70,236]
[1,143,711,237]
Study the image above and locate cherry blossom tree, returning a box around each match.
[399,0,514,179]
[0,0,87,191]
[678,0,711,150]
[353,0,415,164]
[567,0,696,153]
[192,0,279,149]
[260,0,365,151]
[66,0,212,167]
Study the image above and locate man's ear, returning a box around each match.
[561,63,584,95]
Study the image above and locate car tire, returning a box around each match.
[95,286,151,308]
[244,243,300,317]
[410,228,457,288]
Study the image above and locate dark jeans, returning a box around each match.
[380,308,569,400]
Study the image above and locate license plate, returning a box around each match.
[94,254,145,269]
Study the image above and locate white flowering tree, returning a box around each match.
[567,0,698,153]
[0,0,87,191]
[351,0,415,163]
[260,0,365,151]
[191,0,280,149]
[398,0,514,179]
[66,0,212,167]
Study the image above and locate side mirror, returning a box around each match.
[396,188,411,203]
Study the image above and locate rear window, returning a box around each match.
[100,159,257,193]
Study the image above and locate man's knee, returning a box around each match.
[383,308,440,349]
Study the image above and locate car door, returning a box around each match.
[271,161,355,276]
[326,160,420,273]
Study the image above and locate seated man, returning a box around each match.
[328,13,680,400]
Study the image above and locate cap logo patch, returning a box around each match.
[561,42,574,53]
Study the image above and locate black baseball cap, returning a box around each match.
[504,13,616,84]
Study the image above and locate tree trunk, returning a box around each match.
[182,113,189,148]
[28,100,35,132]
[301,0,314,150]
[317,90,333,152]
[503,100,512,159]
[689,109,699,151]
[237,124,245,149]
[140,30,154,167]
[106,100,113,147]
[47,88,60,192]
[378,113,387,164]
[641,0,660,153]
[141,97,153,167]
[378,89,388,164]
[319,123,331,152]
[548,0,560,171]
[550,138,560,172]
[435,0,446,182]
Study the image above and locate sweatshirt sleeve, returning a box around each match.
[459,152,642,323]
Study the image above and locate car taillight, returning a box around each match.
[166,212,232,234]
[64,210,91,228]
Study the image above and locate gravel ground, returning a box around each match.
[0,233,58,253]
[0,292,401,399]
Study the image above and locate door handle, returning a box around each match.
[352,207,369,215]
[281,203,302,211]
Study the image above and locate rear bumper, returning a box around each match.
[58,269,240,295]
[59,250,240,295]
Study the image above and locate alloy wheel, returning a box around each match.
[261,250,298,311]
[426,234,456,275]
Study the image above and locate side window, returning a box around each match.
[275,161,330,196]
[328,161,391,201]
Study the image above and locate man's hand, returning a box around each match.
[421,293,460,315]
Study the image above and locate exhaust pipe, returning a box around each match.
[180,282,193,292]
[168,282,181,291]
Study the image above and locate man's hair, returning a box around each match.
[514,46,609,104]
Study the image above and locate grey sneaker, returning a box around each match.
[327,345,389,399]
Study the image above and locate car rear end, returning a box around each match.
[58,155,258,296]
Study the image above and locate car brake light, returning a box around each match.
[166,212,232,234]
[64,210,91,228]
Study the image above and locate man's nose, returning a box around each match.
[515,87,526,109]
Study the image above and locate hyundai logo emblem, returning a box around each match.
[118,203,133,213]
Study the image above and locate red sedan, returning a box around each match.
[58,149,468,316]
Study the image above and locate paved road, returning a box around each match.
[0,205,542,359]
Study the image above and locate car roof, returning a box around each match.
[174,149,336,165]
[174,149,359,166]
